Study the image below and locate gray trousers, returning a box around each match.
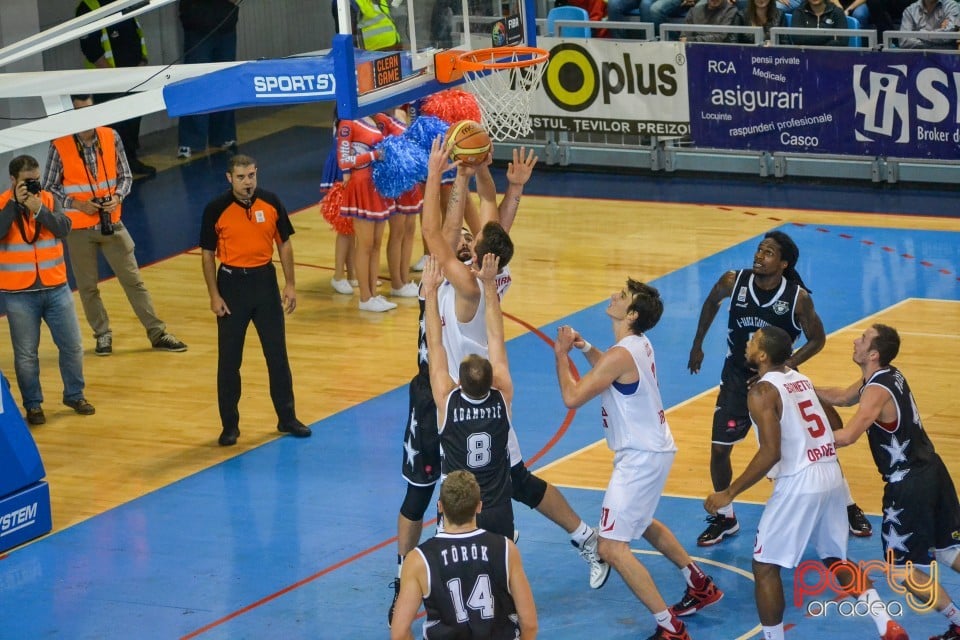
[65,224,166,343]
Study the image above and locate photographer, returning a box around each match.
[44,95,187,356]
[0,155,93,424]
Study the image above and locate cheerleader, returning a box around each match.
[320,124,356,295]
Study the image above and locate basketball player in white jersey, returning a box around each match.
[705,326,908,640]
[555,279,723,640]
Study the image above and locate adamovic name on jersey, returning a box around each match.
[451,403,504,423]
[439,542,491,566]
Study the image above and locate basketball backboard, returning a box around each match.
[333,0,538,119]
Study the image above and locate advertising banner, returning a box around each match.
[529,38,690,137]
[686,44,960,160]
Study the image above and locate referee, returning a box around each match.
[200,154,311,446]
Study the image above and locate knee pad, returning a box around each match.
[511,464,548,509]
[935,546,959,569]
[400,483,435,521]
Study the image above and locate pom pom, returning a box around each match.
[373,135,428,199]
[405,116,449,153]
[320,182,353,235]
[420,89,482,125]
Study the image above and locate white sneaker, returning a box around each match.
[177,146,191,159]
[359,296,397,312]
[411,255,428,272]
[390,282,419,297]
[576,529,611,589]
[331,278,354,295]
[348,279,359,287]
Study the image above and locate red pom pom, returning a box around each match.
[420,89,482,125]
[320,183,354,235]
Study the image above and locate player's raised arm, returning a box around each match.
[554,326,632,409]
[498,146,537,233]
[421,256,456,415]
[479,254,511,403]
[785,289,826,369]
[689,270,737,374]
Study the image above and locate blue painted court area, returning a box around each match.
[0,213,957,638]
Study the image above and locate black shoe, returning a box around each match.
[63,398,95,415]
[95,334,112,356]
[697,514,740,547]
[387,578,400,628]
[278,419,311,438]
[931,624,960,640]
[152,333,188,352]
[129,159,157,177]
[26,407,46,425]
[218,427,239,446]
[847,503,873,537]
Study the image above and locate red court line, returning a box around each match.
[180,310,578,639]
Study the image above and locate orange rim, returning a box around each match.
[435,46,549,83]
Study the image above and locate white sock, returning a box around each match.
[570,520,592,547]
[843,478,855,506]
[859,588,890,634]
[717,503,735,518]
[653,610,676,632]
[761,624,785,640]
[942,601,960,626]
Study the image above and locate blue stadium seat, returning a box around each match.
[846,15,862,47]
[784,12,792,26]
[547,5,592,37]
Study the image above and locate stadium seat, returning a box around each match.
[547,5,592,37]
[846,15,862,47]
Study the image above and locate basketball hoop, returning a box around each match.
[434,46,550,142]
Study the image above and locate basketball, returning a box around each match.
[446,120,491,165]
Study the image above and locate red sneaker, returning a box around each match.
[880,620,909,640]
[646,619,692,640]
[670,578,724,617]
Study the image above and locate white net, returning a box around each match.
[461,50,548,142]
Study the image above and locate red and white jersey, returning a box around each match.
[599,334,676,454]
[438,267,512,382]
[756,369,839,479]
[337,118,384,172]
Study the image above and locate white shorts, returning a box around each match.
[754,462,847,569]
[598,450,675,542]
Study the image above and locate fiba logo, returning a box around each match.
[852,65,910,143]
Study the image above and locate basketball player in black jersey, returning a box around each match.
[819,324,960,640]
[391,469,538,640]
[424,253,516,538]
[688,231,872,548]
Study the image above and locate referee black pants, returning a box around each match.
[216,263,296,430]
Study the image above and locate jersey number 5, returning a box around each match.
[798,399,826,438]
[447,574,495,622]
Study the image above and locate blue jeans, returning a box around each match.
[607,0,645,37]
[3,284,85,410]
[177,29,238,150]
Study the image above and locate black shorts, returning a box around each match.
[401,373,441,486]
[882,455,960,566]
[712,361,753,444]
[476,500,515,540]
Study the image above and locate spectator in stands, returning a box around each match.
[177,0,241,160]
[643,0,699,36]
[838,0,871,27]
[740,0,788,42]
[866,0,914,35]
[898,0,960,47]
[76,0,156,178]
[685,0,741,40]
[790,0,850,44]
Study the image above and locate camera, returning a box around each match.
[23,178,41,195]
[92,197,114,236]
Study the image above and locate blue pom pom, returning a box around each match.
[405,116,449,153]
[373,135,429,199]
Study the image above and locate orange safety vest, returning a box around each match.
[0,189,68,291]
[52,128,122,230]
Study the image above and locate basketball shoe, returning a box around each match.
[848,503,873,537]
[930,623,960,640]
[880,620,909,640]
[646,619,691,640]
[573,529,611,589]
[670,576,724,616]
[697,513,740,546]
